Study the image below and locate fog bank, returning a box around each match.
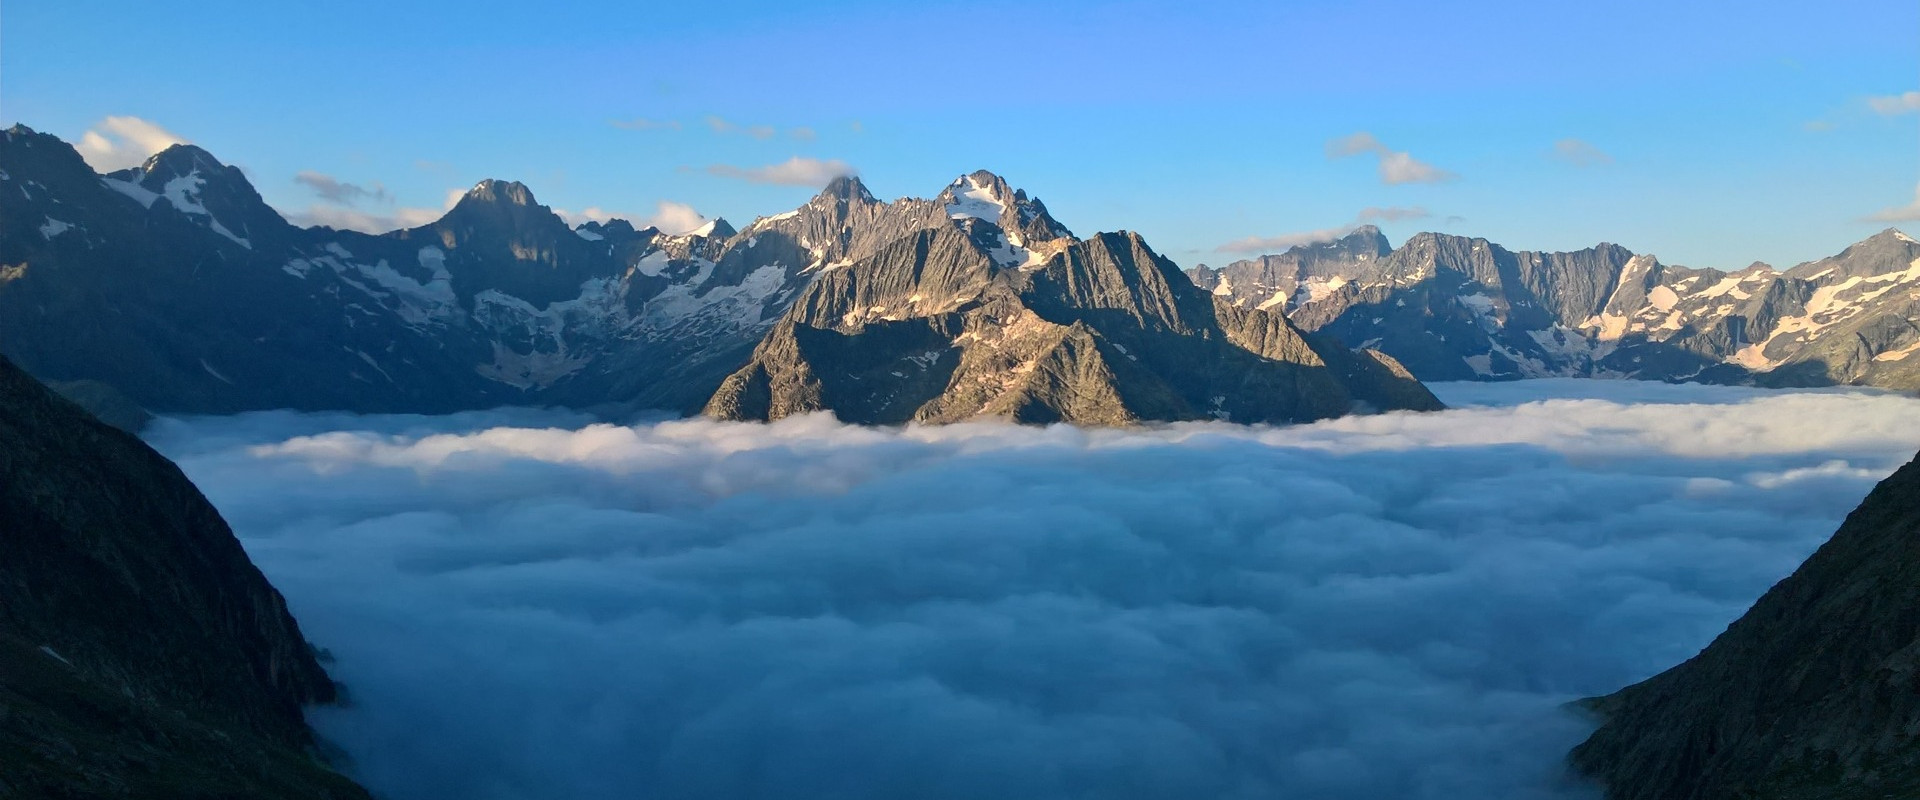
[147,381,1920,800]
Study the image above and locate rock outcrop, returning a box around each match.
[0,354,368,799]
[1571,450,1920,800]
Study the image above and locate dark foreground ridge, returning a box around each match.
[0,354,369,798]
[1572,449,1920,799]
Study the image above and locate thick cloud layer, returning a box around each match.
[147,382,1920,800]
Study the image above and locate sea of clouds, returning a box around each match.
[146,380,1920,800]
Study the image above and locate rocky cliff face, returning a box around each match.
[705,218,1441,425]
[1195,228,1920,389]
[1570,450,1920,800]
[0,354,367,799]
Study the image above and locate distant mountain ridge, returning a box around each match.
[1193,225,1920,389]
[0,126,1439,424]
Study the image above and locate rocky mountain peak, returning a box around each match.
[1870,227,1917,245]
[135,143,230,182]
[96,143,283,250]
[438,178,566,234]
[579,218,640,239]
[817,174,877,205]
[937,170,1072,246]
[1783,226,1920,283]
[1309,225,1393,258]
[461,178,538,207]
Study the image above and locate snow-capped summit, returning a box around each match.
[102,143,275,250]
[934,170,1072,247]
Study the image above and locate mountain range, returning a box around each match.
[7,123,1914,428]
[1192,225,1920,389]
[0,126,1437,425]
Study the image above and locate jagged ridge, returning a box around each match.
[1194,227,1920,390]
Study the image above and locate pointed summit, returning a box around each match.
[1322,225,1392,257]
[937,170,1072,245]
[103,143,281,249]
[460,179,538,208]
[137,143,230,181]
[1869,227,1919,246]
[1782,226,1920,282]
[437,178,566,236]
[818,175,876,205]
[691,217,735,239]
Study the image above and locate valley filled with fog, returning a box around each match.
[146,381,1920,800]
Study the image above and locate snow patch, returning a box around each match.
[633,250,672,278]
[1875,340,1920,362]
[642,263,786,334]
[102,177,159,208]
[752,210,801,228]
[37,646,71,666]
[39,217,72,240]
[154,171,251,248]
[576,228,605,242]
[200,359,235,385]
[161,172,210,215]
[945,176,1009,226]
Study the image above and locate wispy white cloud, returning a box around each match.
[74,116,187,172]
[697,116,817,142]
[294,171,392,206]
[286,205,444,233]
[1550,138,1613,167]
[1355,205,1430,223]
[610,117,683,131]
[1216,206,1429,253]
[706,156,856,187]
[1327,131,1457,185]
[555,200,709,235]
[1868,91,1920,115]
[285,188,463,234]
[1216,227,1359,253]
[1866,183,1920,222]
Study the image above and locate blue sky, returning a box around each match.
[5,0,1918,268]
